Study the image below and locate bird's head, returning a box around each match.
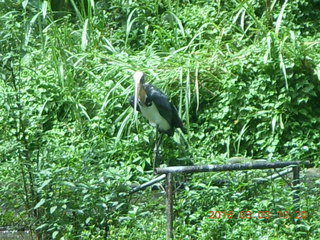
[133,71,147,111]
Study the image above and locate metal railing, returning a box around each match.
[131,160,313,239]
[155,160,313,239]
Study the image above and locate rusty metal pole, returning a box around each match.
[166,173,173,239]
[292,166,300,215]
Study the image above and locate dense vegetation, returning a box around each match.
[1,0,319,239]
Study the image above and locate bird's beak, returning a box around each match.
[133,75,141,112]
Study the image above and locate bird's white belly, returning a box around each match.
[139,102,170,131]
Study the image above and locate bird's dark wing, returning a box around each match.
[144,84,172,123]
[128,96,140,111]
[144,83,186,135]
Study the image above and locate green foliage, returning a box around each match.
[0,0,319,239]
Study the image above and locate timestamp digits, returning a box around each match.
[208,210,308,219]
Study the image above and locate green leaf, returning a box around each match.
[136,166,144,173]
[38,179,51,191]
[34,198,46,209]
[22,0,29,9]
[62,181,76,188]
[85,217,92,224]
[52,231,59,239]
[35,223,48,231]
[50,206,57,214]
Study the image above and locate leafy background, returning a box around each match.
[0,0,319,239]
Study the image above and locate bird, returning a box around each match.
[129,71,185,170]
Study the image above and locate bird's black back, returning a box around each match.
[144,83,185,136]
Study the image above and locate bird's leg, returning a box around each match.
[153,127,163,172]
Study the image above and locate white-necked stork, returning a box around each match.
[129,71,185,169]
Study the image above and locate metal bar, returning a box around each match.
[130,174,166,194]
[254,168,292,183]
[155,161,312,175]
[292,166,300,214]
[166,173,173,240]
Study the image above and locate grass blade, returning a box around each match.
[236,120,249,154]
[166,12,185,37]
[275,0,288,35]
[279,52,288,90]
[195,65,199,112]
[41,1,48,19]
[116,109,131,143]
[81,19,89,51]
[125,9,137,47]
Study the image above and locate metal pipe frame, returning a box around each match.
[166,173,173,240]
[130,174,166,194]
[156,161,312,174]
[159,161,313,239]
